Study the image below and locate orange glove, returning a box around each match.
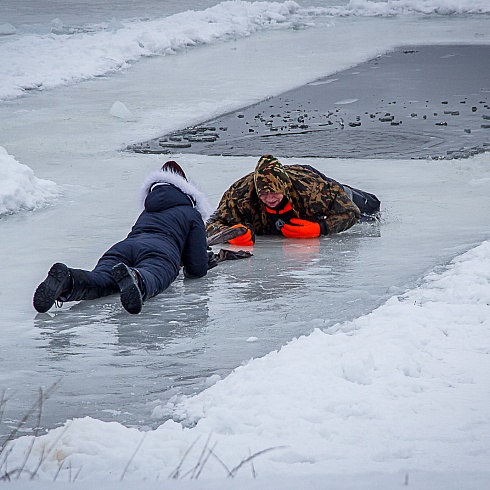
[281,218,321,239]
[228,224,255,247]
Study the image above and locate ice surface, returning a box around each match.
[0,0,490,487]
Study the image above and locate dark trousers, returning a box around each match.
[65,237,180,302]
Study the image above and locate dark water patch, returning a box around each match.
[129,45,490,160]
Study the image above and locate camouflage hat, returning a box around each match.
[253,154,292,199]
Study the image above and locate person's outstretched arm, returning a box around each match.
[182,216,209,278]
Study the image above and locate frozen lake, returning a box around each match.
[2,147,489,434]
[1,0,490,450]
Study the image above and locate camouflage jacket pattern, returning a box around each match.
[206,154,360,237]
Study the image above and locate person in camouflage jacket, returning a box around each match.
[206,154,369,246]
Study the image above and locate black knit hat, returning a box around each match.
[161,160,187,181]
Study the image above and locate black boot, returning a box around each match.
[111,263,143,314]
[33,263,72,313]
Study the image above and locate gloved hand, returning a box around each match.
[207,247,218,270]
[281,218,322,239]
[227,224,255,247]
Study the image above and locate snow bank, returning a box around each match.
[315,0,490,17]
[0,146,58,215]
[3,239,489,482]
[0,1,311,102]
[3,0,487,103]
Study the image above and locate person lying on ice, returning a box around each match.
[206,154,381,247]
[33,161,214,315]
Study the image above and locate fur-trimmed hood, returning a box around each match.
[140,169,213,222]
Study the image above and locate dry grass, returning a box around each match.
[1,384,285,482]
[0,380,61,481]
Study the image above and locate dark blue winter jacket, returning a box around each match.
[61,170,213,304]
[129,179,210,279]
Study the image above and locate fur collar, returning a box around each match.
[140,169,213,222]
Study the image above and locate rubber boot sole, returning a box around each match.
[111,263,143,315]
[33,263,70,313]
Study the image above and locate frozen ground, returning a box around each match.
[1,0,490,488]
